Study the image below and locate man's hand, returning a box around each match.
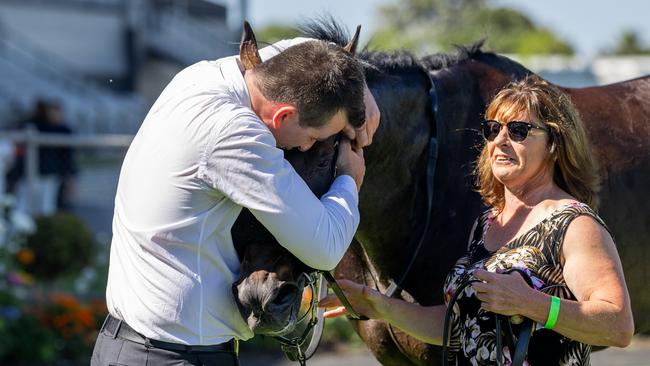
[336,138,365,191]
[343,84,380,149]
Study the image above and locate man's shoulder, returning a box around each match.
[218,109,271,140]
[173,58,234,87]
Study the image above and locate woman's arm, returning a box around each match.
[319,279,447,345]
[474,215,634,347]
[552,215,634,346]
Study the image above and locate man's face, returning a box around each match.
[274,110,348,151]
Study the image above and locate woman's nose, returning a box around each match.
[492,124,509,144]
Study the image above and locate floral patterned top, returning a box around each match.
[443,202,609,365]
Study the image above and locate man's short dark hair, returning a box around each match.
[252,40,366,128]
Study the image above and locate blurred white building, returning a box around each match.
[512,54,650,87]
[0,0,238,134]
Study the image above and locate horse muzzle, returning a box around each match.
[233,274,306,335]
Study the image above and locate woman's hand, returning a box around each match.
[472,269,534,316]
[318,279,386,319]
[319,278,449,345]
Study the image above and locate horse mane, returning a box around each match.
[421,40,487,70]
[422,40,532,79]
[300,18,425,74]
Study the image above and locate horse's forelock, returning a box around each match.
[299,16,351,47]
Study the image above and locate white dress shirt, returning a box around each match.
[106,39,360,345]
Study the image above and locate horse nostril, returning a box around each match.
[269,283,299,309]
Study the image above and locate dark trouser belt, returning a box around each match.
[103,314,236,353]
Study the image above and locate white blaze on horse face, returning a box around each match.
[488,114,552,189]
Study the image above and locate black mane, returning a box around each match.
[421,40,487,70]
[422,40,532,79]
[300,19,531,87]
[300,18,425,75]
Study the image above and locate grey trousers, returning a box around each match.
[90,322,239,366]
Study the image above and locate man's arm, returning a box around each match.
[200,113,360,270]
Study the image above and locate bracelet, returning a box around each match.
[544,296,561,329]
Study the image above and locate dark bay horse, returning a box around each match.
[334,44,650,365]
[231,22,650,365]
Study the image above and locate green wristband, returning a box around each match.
[544,296,561,329]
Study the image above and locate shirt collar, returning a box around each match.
[219,56,252,110]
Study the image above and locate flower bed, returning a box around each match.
[1,197,107,365]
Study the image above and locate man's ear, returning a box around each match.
[271,104,298,129]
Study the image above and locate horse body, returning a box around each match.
[334,50,489,366]
[340,51,650,365]
[230,22,650,365]
[564,77,650,334]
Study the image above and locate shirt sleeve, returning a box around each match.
[199,112,359,270]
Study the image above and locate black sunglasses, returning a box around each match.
[481,120,549,142]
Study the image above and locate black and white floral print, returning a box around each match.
[443,202,607,365]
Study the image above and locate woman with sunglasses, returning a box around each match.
[320,76,634,365]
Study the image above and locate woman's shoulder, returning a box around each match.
[552,200,615,252]
[549,200,605,225]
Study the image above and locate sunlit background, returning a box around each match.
[0,1,648,365]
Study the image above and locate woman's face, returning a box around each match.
[487,112,552,189]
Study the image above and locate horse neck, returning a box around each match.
[354,70,433,275]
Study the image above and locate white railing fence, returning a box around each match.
[1,128,133,220]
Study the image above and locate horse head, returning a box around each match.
[231,20,359,336]
[231,139,338,335]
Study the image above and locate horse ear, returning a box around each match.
[343,25,361,54]
[240,20,262,70]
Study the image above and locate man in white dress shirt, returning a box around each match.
[91,36,379,366]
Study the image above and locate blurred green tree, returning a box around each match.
[604,30,650,55]
[255,24,301,45]
[370,0,574,55]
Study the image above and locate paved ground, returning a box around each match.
[239,336,650,365]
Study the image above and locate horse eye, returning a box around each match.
[317,160,330,169]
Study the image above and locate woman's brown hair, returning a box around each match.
[475,75,601,211]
